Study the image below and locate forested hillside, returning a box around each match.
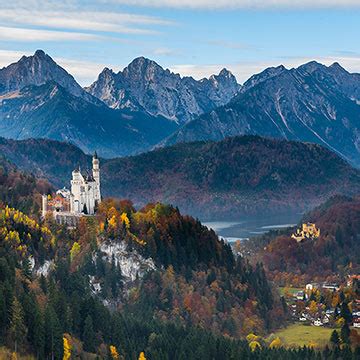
[0,149,359,358]
[1,136,360,220]
[244,195,360,285]
[0,156,51,214]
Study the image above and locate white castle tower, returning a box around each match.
[92,151,101,203]
[70,152,101,215]
[42,152,101,220]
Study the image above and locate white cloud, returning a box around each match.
[0,10,173,35]
[107,0,360,9]
[0,26,103,42]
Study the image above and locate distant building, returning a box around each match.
[322,283,340,291]
[42,152,101,224]
[347,274,360,287]
[291,223,320,243]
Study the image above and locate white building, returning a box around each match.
[42,152,101,221]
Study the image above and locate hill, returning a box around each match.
[162,62,360,167]
[244,195,360,284]
[0,156,51,214]
[1,135,359,219]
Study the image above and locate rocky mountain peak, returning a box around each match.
[0,50,95,103]
[87,58,240,123]
[241,64,287,92]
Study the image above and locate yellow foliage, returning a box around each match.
[70,242,81,262]
[269,337,282,349]
[309,300,318,314]
[308,340,318,348]
[108,215,117,229]
[336,317,345,328]
[246,333,260,343]
[249,340,261,351]
[138,352,146,360]
[120,212,130,229]
[63,336,71,360]
[110,345,120,360]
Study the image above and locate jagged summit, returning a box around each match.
[0,49,95,103]
[87,57,240,123]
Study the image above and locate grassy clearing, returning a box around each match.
[270,323,333,348]
[278,287,303,297]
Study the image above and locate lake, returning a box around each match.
[203,212,302,243]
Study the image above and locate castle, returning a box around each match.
[42,152,101,225]
[291,223,320,243]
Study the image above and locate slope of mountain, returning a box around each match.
[0,80,178,158]
[0,51,178,157]
[2,136,360,220]
[86,57,240,123]
[162,62,360,167]
[0,156,51,213]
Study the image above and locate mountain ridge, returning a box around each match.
[161,61,360,167]
[86,56,240,123]
[1,135,359,220]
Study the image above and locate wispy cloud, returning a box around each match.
[0,26,103,42]
[0,10,173,36]
[107,0,360,9]
[152,47,181,57]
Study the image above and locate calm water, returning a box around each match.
[203,213,302,243]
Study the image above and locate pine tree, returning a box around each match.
[83,315,96,353]
[340,323,350,345]
[44,305,63,360]
[330,330,340,347]
[9,297,27,354]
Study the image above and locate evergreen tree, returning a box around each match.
[330,330,340,347]
[9,297,27,353]
[340,302,352,324]
[340,323,351,345]
[44,305,63,360]
[83,315,96,353]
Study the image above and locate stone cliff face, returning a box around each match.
[86,57,240,123]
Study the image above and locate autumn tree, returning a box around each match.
[63,336,71,360]
[138,352,146,360]
[110,345,120,360]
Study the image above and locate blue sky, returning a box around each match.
[1,0,360,85]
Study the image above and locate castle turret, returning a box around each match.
[42,194,48,218]
[92,151,101,203]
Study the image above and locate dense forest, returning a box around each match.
[1,135,360,219]
[243,195,360,285]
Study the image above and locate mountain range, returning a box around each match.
[0,50,359,167]
[163,61,360,167]
[86,57,240,124]
[1,135,359,219]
